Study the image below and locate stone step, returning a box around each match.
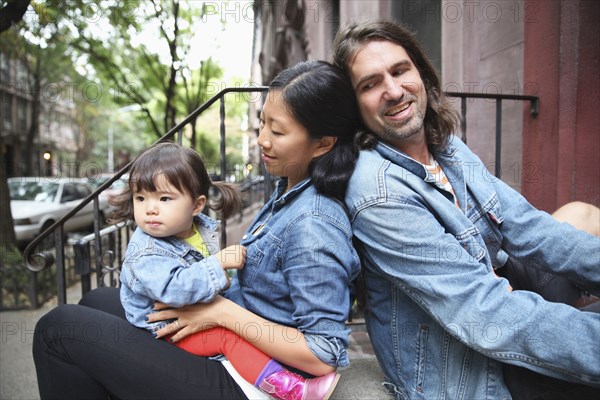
[333,358,389,399]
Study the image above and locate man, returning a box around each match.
[332,19,600,399]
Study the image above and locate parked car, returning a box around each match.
[87,174,129,213]
[8,177,110,244]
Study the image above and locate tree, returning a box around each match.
[0,0,31,257]
[0,0,247,265]
[179,57,223,148]
[65,0,225,140]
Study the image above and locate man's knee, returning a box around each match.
[552,201,600,237]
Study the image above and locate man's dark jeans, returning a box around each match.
[499,258,600,399]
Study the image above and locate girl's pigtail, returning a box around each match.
[208,181,242,220]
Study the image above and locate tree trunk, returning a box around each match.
[191,118,197,148]
[23,52,41,176]
[0,144,17,248]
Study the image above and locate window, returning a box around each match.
[2,93,12,131]
[0,53,9,82]
[61,184,78,203]
[75,184,91,199]
[15,60,30,87]
[392,0,441,72]
[17,98,28,131]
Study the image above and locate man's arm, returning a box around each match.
[491,178,600,291]
[353,199,600,385]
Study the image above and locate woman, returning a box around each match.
[33,60,362,399]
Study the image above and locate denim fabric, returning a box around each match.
[120,213,227,332]
[345,136,600,399]
[226,177,361,368]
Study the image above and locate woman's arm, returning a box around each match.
[147,296,336,376]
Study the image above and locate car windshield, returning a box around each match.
[88,175,128,191]
[8,181,60,203]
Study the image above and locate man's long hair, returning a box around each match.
[332,19,459,152]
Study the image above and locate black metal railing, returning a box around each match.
[15,89,538,307]
[20,86,269,306]
[446,92,539,178]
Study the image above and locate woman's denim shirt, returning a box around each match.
[226,178,361,368]
[345,136,600,399]
[120,213,227,332]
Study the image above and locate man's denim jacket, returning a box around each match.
[226,177,361,368]
[120,213,227,332]
[345,136,600,399]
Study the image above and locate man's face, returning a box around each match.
[348,40,427,145]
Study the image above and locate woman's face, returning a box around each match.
[258,90,328,190]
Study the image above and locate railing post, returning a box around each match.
[495,99,502,178]
[54,226,67,305]
[219,95,228,247]
[73,240,92,294]
[93,197,104,295]
[460,97,467,143]
[27,269,39,309]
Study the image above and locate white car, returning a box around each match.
[88,173,129,206]
[8,177,110,243]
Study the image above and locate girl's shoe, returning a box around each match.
[258,369,340,400]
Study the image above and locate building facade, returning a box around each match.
[252,0,599,212]
[1,51,80,178]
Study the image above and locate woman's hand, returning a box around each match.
[150,296,335,375]
[147,296,230,342]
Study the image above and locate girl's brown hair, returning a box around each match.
[109,142,240,223]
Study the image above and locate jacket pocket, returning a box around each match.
[454,227,487,262]
[414,324,429,394]
[237,243,264,287]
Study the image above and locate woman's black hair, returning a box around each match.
[268,60,361,202]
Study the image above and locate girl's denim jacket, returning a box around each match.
[120,213,227,332]
[345,136,600,399]
[226,178,361,368]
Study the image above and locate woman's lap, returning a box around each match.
[78,286,127,318]
[34,287,246,399]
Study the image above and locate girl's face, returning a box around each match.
[258,90,333,190]
[132,174,206,239]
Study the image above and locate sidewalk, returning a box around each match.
[0,202,388,399]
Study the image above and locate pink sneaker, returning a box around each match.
[258,369,341,400]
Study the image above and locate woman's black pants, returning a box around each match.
[33,287,246,399]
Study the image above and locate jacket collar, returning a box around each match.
[272,177,312,209]
[373,137,466,210]
[374,136,460,181]
[194,212,219,230]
